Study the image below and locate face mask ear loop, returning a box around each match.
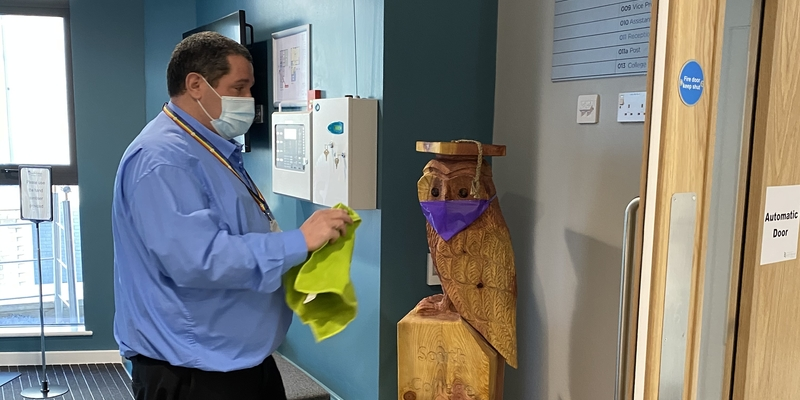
[196,98,215,121]
[195,74,222,121]
[453,139,482,198]
[199,75,222,99]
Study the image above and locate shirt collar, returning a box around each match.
[166,100,240,160]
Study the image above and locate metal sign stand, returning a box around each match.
[17,166,69,399]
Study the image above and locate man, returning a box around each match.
[111,31,352,400]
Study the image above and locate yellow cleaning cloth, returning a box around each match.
[283,204,361,341]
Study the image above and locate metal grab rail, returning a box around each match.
[615,197,640,400]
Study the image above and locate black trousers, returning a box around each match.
[130,354,287,400]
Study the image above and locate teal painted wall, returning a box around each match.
[144,0,196,119]
[0,0,146,351]
[379,0,499,397]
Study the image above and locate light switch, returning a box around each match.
[426,253,441,286]
[577,94,599,124]
[617,91,647,122]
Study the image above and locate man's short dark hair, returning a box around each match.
[167,31,253,97]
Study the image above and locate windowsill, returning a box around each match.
[0,325,92,338]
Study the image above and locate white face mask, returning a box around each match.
[196,76,254,140]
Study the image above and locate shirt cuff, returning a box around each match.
[280,229,309,272]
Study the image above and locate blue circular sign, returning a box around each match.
[678,60,704,106]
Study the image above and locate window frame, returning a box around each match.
[0,5,77,186]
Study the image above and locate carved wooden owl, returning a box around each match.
[417,152,518,369]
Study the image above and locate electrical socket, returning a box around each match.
[617,91,647,122]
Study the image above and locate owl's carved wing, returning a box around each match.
[427,203,518,368]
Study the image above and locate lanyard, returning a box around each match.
[162,103,274,221]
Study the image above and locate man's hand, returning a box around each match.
[299,209,354,251]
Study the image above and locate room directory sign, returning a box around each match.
[552,0,653,81]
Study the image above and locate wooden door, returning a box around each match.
[623,0,730,399]
[732,0,800,398]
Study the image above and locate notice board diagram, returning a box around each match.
[272,24,311,107]
[552,0,653,82]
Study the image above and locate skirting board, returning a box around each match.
[0,350,123,366]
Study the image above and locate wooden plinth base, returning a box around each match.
[397,307,504,400]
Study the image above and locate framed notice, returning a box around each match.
[19,165,53,222]
[272,24,311,108]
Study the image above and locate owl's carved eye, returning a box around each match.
[431,187,440,197]
[458,188,469,198]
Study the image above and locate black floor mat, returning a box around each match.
[0,364,132,400]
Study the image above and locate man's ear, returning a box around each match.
[185,72,205,100]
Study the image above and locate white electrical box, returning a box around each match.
[311,97,378,209]
[272,111,312,201]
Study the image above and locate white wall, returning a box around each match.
[492,0,646,398]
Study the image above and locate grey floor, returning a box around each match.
[0,364,132,400]
[273,354,330,400]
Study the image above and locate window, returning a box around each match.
[0,186,84,327]
[0,10,77,185]
[0,5,83,328]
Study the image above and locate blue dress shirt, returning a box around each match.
[112,101,308,372]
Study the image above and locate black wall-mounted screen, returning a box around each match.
[183,10,250,45]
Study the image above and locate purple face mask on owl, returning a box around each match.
[419,195,496,241]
